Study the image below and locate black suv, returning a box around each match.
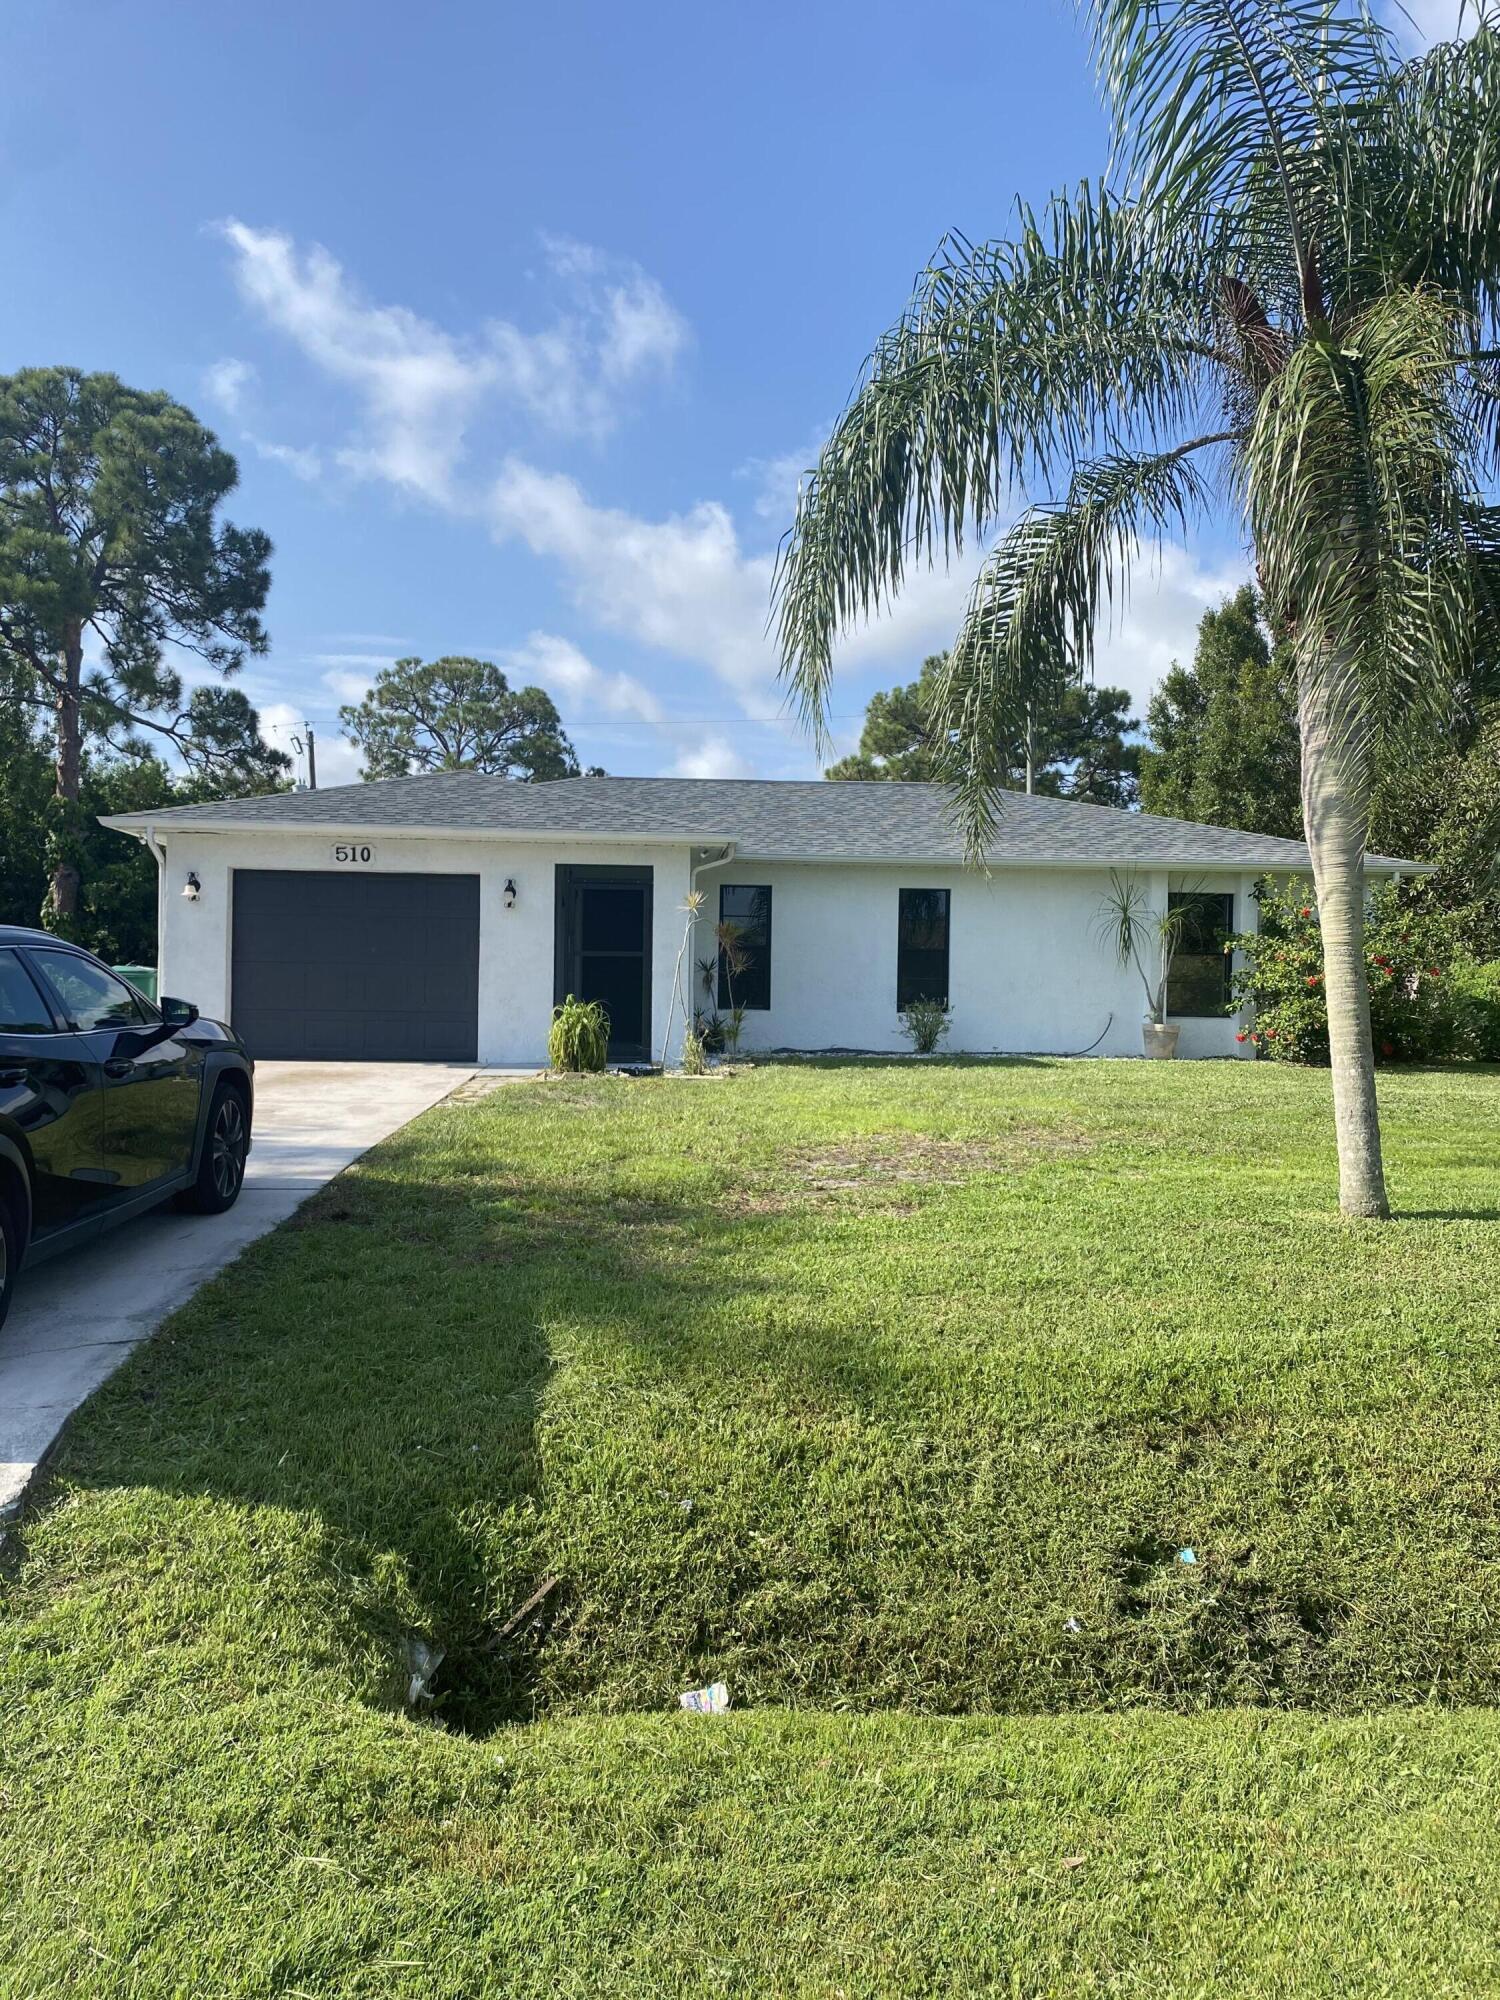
[0,928,254,1330]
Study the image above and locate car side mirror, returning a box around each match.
[160,996,200,1030]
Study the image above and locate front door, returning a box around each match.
[554,866,653,1065]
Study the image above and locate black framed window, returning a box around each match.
[897,888,950,1009]
[718,885,772,1010]
[1166,891,1235,1017]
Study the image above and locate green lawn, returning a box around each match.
[4,1059,1499,1994]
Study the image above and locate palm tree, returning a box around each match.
[775,1,1500,1218]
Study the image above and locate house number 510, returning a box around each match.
[331,842,376,866]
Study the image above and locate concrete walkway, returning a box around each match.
[0,1061,511,1517]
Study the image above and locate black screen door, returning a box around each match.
[554,866,653,1063]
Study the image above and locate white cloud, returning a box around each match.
[244,432,322,481]
[672,734,756,779]
[203,356,255,414]
[538,233,691,386]
[500,630,664,723]
[600,277,690,386]
[218,221,689,504]
[1088,541,1251,714]
[321,667,378,703]
[738,434,827,522]
[487,458,986,721]
[220,220,500,501]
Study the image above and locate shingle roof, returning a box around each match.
[101,774,1421,871]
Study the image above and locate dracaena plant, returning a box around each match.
[775,0,1500,1218]
[1095,871,1195,1023]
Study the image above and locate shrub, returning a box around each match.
[548,994,610,1072]
[1227,879,1466,1063]
[900,997,952,1055]
[680,1027,708,1075]
[694,1010,727,1055]
[1450,959,1500,1060]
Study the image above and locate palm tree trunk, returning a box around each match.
[1297,653,1389,1220]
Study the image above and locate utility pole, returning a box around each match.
[1024,699,1034,795]
[304,723,317,790]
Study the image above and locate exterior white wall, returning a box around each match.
[149,829,692,1068]
[693,860,1260,1059]
[141,827,1259,1065]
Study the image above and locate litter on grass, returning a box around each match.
[1177,1547,1198,1565]
[679,1682,730,1714]
[1063,1617,1083,1634]
[404,1637,444,1704]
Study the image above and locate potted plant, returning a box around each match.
[1095,872,1196,1058]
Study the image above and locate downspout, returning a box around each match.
[661,842,736,1065]
[140,825,168,992]
[691,840,737,901]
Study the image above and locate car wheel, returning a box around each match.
[0,1193,17,1333]
[178,1082,249,1215]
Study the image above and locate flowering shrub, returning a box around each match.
[1226,878,1468,1064]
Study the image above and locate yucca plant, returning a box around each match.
[776,1,1500,1217]
[548,994,610,1073]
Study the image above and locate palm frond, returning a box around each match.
[774,186,1217,740]
[1338,18,1500,338]
[1089,0,1392,318]
[1248,284,1480,785]
[928,433,1230,857]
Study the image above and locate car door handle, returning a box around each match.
[0,1066,26,1087]
[103,1058,134,1079]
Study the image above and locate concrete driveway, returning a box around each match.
[0,1061,493,1517]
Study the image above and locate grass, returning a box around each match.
[3,1058,1499,1993]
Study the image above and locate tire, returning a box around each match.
[0,1192,18,1334]
[177,1080,250,1215]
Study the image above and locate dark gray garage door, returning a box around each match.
[231,871,480,1061]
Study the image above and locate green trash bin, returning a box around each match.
[113,964,159,1003]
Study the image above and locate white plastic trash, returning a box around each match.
[679,1682,730,1713]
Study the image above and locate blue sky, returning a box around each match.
[3,0,1456,787]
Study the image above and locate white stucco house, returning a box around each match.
[101,775,1417,1067]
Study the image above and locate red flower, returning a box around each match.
[1381,1040,1396,1057]
[1265,1029,1277,1041]
[1427,967,1441,979]
[1299,907,1311,918]
[1306,974,1321,987]
[1235,1031,1248,1043]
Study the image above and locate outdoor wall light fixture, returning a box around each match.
[504,878,517,909]
[182,871,202,902]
